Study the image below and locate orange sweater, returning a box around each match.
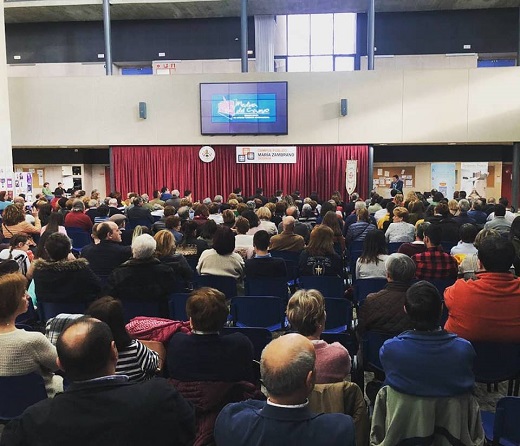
[444,272,520,342]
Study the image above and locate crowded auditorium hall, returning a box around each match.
[1,1,520,445]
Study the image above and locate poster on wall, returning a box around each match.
[345,160,357,195]
[236,146,297,164]
[431,163,456,200]
[460,162,488,199]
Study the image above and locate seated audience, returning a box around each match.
[426,202,459,242]
[165,215,183,244]
[299,225,343,277]
[346,208,375,246]
[64,199,93,233]
[445,236,520,342]
[197,219,218,248]
[286,289,351,383]
[151,205,176,234]
[176,220,209,260]
[452,199,476,227]
[256,206,278,236]
[81,221,132,279]
[214,333,355,446]
[380,281,475,397]
[450,223,478,256]
[33,233,101,304]
[0,272,62,397]
[196,226,245,286]
[458,228,500,279]
[222,209,236,229]
[1,317,195,446]
[467,200,488,226]
[510,215,520,276]
[484,203,512,236]
[234,216,254,260]
[154,229,192,288]
[0,234,31,276]
[385,207,415,243]
[1,204,41,240]
[86,296,159,382]
[486,198,516,224]
[245,230,287,278]
[412,224,458,280]
[377,201,396,231]
[321,211,346,255]
[398,222,429,257]
[407,200,425,226]
[358,254,415,335]
[40,211,67,236]
[105,234,177,308]
[355,229,389,279]
[269,216,305,252]
[126,196,154,225]
[167,287,253,382]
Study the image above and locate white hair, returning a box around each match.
[131,234,156,259]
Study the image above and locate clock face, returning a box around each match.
[199,146,215,163]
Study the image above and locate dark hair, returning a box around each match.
[434,203,450,217]
[199,220,218,240]
[478,237,515,273]
[459,223,478,244]
[359,230,387,264]
[275,201,287,215]
[184,190,191,197]
[165,215,181,230]
[194,204,209,218]
[499,197,509,207]
[235,216,250,235]
[181,220,199,241]
[322,211,343,237]
[97,222,113,240]
[56,317,114,381]
[459,191,467,199]
[405,281,442,331]
[45,212,64,234]
[510,216,520,241]
[253,230,270,251]
[306,225,335,256]
[97,204,109,218]
[186,287,228,331]
[86,297,132,351]
[38,203,53,226]
[45,232,71,261]
[433,192,444,202]
[424,224,442,246]
[212,226,235,255]
[320,201,336,217]
[494,203,506,217]
[9,234,28,252]
[241,210,260,229]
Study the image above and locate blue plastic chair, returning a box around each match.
[482,397,520,446]
[354,278,388,306]
[299,276,344,299]
[245,277,288,301]
[0,373,48,421]
[387,242,403,254]
[197,274,237,299]
[429,278,456,296]
[66,227,92,251]
[121,300,162,323]
[440,241,457,253]
[471,341,520,396]
[270,251,300,285]
[38,301,87,322]
[127,218,153,230]
[168,293,190,321]
[362,330,394,373]
[323,297,353,333]
[222,327,272,361]
[231,296,284,331]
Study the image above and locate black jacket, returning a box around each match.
[32,258,102,303]
[81,241,132,277]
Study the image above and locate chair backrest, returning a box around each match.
[168,293,190,321]
[429,278,456,296]
[121,300,162,323]
[363,331,394,372]
[354,278,388,306]
[245,276,288,301]
[231,296,284,331]
[270,250,301,263]
[299,276,344,299]
[440,241,457,253]
[493,397,520,445]
[15,298,38,325]
[39,301,87,322]
[222,327,272,361]
[127,218,152,230]
[197,274,237,299]
[66,227,92,250]
[0,373,48,420]
[387,242,403,254]
[323,297,353,333]
[471,341,520,384]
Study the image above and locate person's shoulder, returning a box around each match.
[221,331,253,349]
[218,399,265,420]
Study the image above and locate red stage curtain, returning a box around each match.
[112,145,369,201]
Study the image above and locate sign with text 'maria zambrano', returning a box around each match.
[236,146,297,164]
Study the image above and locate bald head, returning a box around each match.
[282,216,296,232]
[260,333,316,400]
[56,317,116,381]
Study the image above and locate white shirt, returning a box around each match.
[450,242,478,256]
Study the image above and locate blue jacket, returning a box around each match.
[380,330,475,397]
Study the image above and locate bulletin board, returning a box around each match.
[19,167,45,188]
[373,166,416,190]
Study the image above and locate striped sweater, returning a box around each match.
[116,340,159,382]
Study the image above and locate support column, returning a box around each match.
[367,0,375,70]
[517,8,520,66]
[368,146,374,196]
[109,147,115,194]
[241,0,248,73]
[103,0,113,75]
[0,6,13,173]
[512,143,520,212]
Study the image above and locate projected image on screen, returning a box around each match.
[200,82,288,135]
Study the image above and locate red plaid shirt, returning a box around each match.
[412,246,458,280]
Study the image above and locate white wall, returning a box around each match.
[360,54,478,71]
[8,67,520,147]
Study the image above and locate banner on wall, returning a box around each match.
[236,146,297,164]
[345,160,357,194]
[431,163,456,200]
[460,162,488,199]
